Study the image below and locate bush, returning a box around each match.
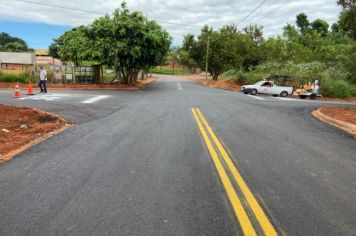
[0,72,35,83]
[321,79,352,98]
[350,85,356,96]
[220,70,249,84]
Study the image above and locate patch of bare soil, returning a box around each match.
[0,77,157,90]
[185,73,241,91]
[0,104,69,163]
[317,97,356,103]
[319,107,356,125]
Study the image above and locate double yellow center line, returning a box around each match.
[191,108,277,236]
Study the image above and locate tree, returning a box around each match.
[177,34,199,72]
[52,2,171,84]
[296,13,310,34]
[243,24,264,43]
[0,32,31,52]
[183,25,256,80]
[311,19,329,37]
[337,0,356,39]
[337,0,355,8]
[56,26,91,65]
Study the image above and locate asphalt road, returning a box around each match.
[0,75,355,236]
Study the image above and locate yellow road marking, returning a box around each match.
[191,108,257,236]
[196,108,278,236]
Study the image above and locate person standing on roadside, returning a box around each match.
[38,67,47,93]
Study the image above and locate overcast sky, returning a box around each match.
[0,0,342,46]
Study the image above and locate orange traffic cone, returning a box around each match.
[26,81,35,95]
[13,82,22,98]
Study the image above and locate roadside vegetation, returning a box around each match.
[0,71,35,83]
[49,2,171,85]
[150,67,191,75]
[178,0,356,98]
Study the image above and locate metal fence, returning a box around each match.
[35,65,100,84]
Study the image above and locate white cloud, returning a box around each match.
[0,0,341,45]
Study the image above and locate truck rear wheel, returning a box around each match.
[299,95,307,99]
[280,91,288,97]
[250,89,257,95]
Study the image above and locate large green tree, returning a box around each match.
[296,13,310,34]
[181,25,256,80]
[311,19,329,37]
[52,2,171,84]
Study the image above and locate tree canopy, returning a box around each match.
[178,4,356,89]
[337,0,356,39]
[0,32,32,52]
[50,2,171,84]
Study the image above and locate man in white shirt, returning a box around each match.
[38,67,47,93]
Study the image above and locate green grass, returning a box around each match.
[0,72,35,83]
[150,67,191,75]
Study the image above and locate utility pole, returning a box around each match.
[205,35,209,80]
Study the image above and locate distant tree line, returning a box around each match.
[0,32,32,52]
[176,1,356,97]
[49,2,171,84]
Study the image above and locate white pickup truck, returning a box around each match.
[241,80,293,97]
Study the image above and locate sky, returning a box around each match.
[0,0,342,49]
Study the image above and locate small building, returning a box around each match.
[0,52,35,74]
[35,49,63,66]
[35,49,49,57]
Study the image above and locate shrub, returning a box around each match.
[350,85,356,96]
[0,72,35,83]
[221,70,249,84]
[321,79,352,98]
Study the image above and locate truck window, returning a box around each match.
[261,82,272,87]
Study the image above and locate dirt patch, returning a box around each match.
[319,107,356,125]
[0,104,69,164]
[317,97,356,103]
[0,77,157,90]
[185,73,241,91]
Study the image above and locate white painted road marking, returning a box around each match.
[274,97,301,102]
[247,95,264,100]
[81,95,110,104]
[19,94,65,101]
[177,81,183,91]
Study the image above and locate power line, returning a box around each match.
[242,0,281,23]
[248,0,283,21]
[15,0,203,28]
[15,0,103,14]
[253,0,291,22]
[236,0,269,27]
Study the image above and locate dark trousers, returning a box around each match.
[38,80,47,93]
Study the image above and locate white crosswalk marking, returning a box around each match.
[19,94,65,101]
[81,95,110,104]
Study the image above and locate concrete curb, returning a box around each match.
[312,108,356,138]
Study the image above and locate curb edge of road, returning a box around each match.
[312,108,356,138]
[0,117,73,165]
